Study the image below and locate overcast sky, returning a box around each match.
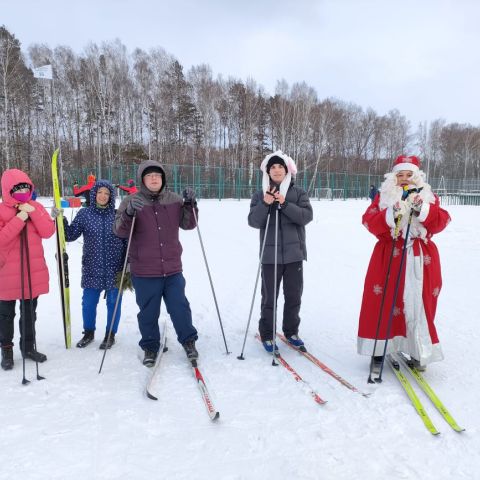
[3,0,480,127]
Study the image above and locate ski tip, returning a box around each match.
[146,391,158,401]
[211,412,220,421]
[162,346,169,353]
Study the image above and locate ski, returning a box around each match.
[51,148,71,348]
[397,353,465,433]
[146,328,169,401]
[387,354,440,435]
[277,333,370,398]
[256,334,327,405]
[191,361,220,421]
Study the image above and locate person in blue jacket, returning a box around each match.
[63,180,127,349]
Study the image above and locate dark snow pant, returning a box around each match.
[132,273,198,353]
[0,298,38,351]
[259,261,303,341]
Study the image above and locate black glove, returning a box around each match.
[126,195,145,216]
[183,187,196,204]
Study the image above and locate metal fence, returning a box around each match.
[63,164,480,205]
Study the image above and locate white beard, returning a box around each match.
[379,171,435,241]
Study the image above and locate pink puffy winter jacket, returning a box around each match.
[0,169,55,300]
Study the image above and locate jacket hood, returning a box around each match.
[1,169,34,207]
[260,150,297,198]
[137,160,166,194]
[89,180,116,210]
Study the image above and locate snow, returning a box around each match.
[1,198,479,480]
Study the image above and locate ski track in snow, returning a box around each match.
[0,199,478,480]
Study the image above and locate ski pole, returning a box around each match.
[23,226,45,381]
[367,215,402,383]
[238,205,273,360]
[367,186,408,383]
[19,227,29,385]
[375,207,415,383]
[271,203,281,366]
[191,206,230,355]
[98,213,137,374]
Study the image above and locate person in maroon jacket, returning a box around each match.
[113,160,199,367]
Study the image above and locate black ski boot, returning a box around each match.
[23,349,47,363]
[182,340,199,362]
[99,333,115,350]
[370,355,383,375]
[143,350,158,367]
[76,330,95,348]
[1,346,14,370]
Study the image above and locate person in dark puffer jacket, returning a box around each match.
[248,151,313,353]
[114,160,199,367]
[63,180,127,349]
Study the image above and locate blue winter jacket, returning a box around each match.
[64,180,127,289]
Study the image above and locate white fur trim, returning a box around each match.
[392,163,419,173]
[417,202,430,222]
[260,150,297,197]
[386,207,396,228]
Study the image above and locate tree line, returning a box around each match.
[1,26,479,194]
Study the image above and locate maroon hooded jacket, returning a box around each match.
[113,160,197,277]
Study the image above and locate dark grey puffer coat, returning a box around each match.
[248,183,313,264]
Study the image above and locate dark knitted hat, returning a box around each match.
[266,156,288,174]
[142,166,163,178]
[10,182,32,194]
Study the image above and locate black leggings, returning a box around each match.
[0,298,38,351]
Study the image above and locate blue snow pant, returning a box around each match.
[131,273,198,353]
[82,288,122,334]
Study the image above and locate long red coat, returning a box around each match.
[0,169,55,300]
[357,190,450,365]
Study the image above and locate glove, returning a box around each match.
[183,187,196,204]
[16,210,28,222]
[126,195,145,216]
[51,207,63,219]
[408,194,423,214]
[393,200,408,219]
[18,203,35,213]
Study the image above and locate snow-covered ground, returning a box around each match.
[1,198,479,480]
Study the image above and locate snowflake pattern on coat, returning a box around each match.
[64,180,127,289]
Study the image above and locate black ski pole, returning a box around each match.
[367,186,409,383]
[98,213,137,374]
[367,214,403,383]
[191,206,230,355]
[19,227,29,385]
[23,226,45,381]
[375,207,415,383]
[238,204,273,360]
[270,202,281,366]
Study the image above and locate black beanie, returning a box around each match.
[142,166,163,178]
[266,156,288,174]
[10,182,32,194]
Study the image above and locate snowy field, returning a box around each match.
[1,198,479,480]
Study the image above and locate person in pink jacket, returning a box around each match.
[0,169,55,370]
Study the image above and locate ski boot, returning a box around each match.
[99,333,115,350]
[182,340,199,364]
[1,346,14,370]
[286,335,307,352]
[76,330,95,348]
[143,350,158,367]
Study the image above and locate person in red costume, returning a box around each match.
[0,169,55,370]
[357,155,451,372]
[116,179,138,195]
[73,173,96,207]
